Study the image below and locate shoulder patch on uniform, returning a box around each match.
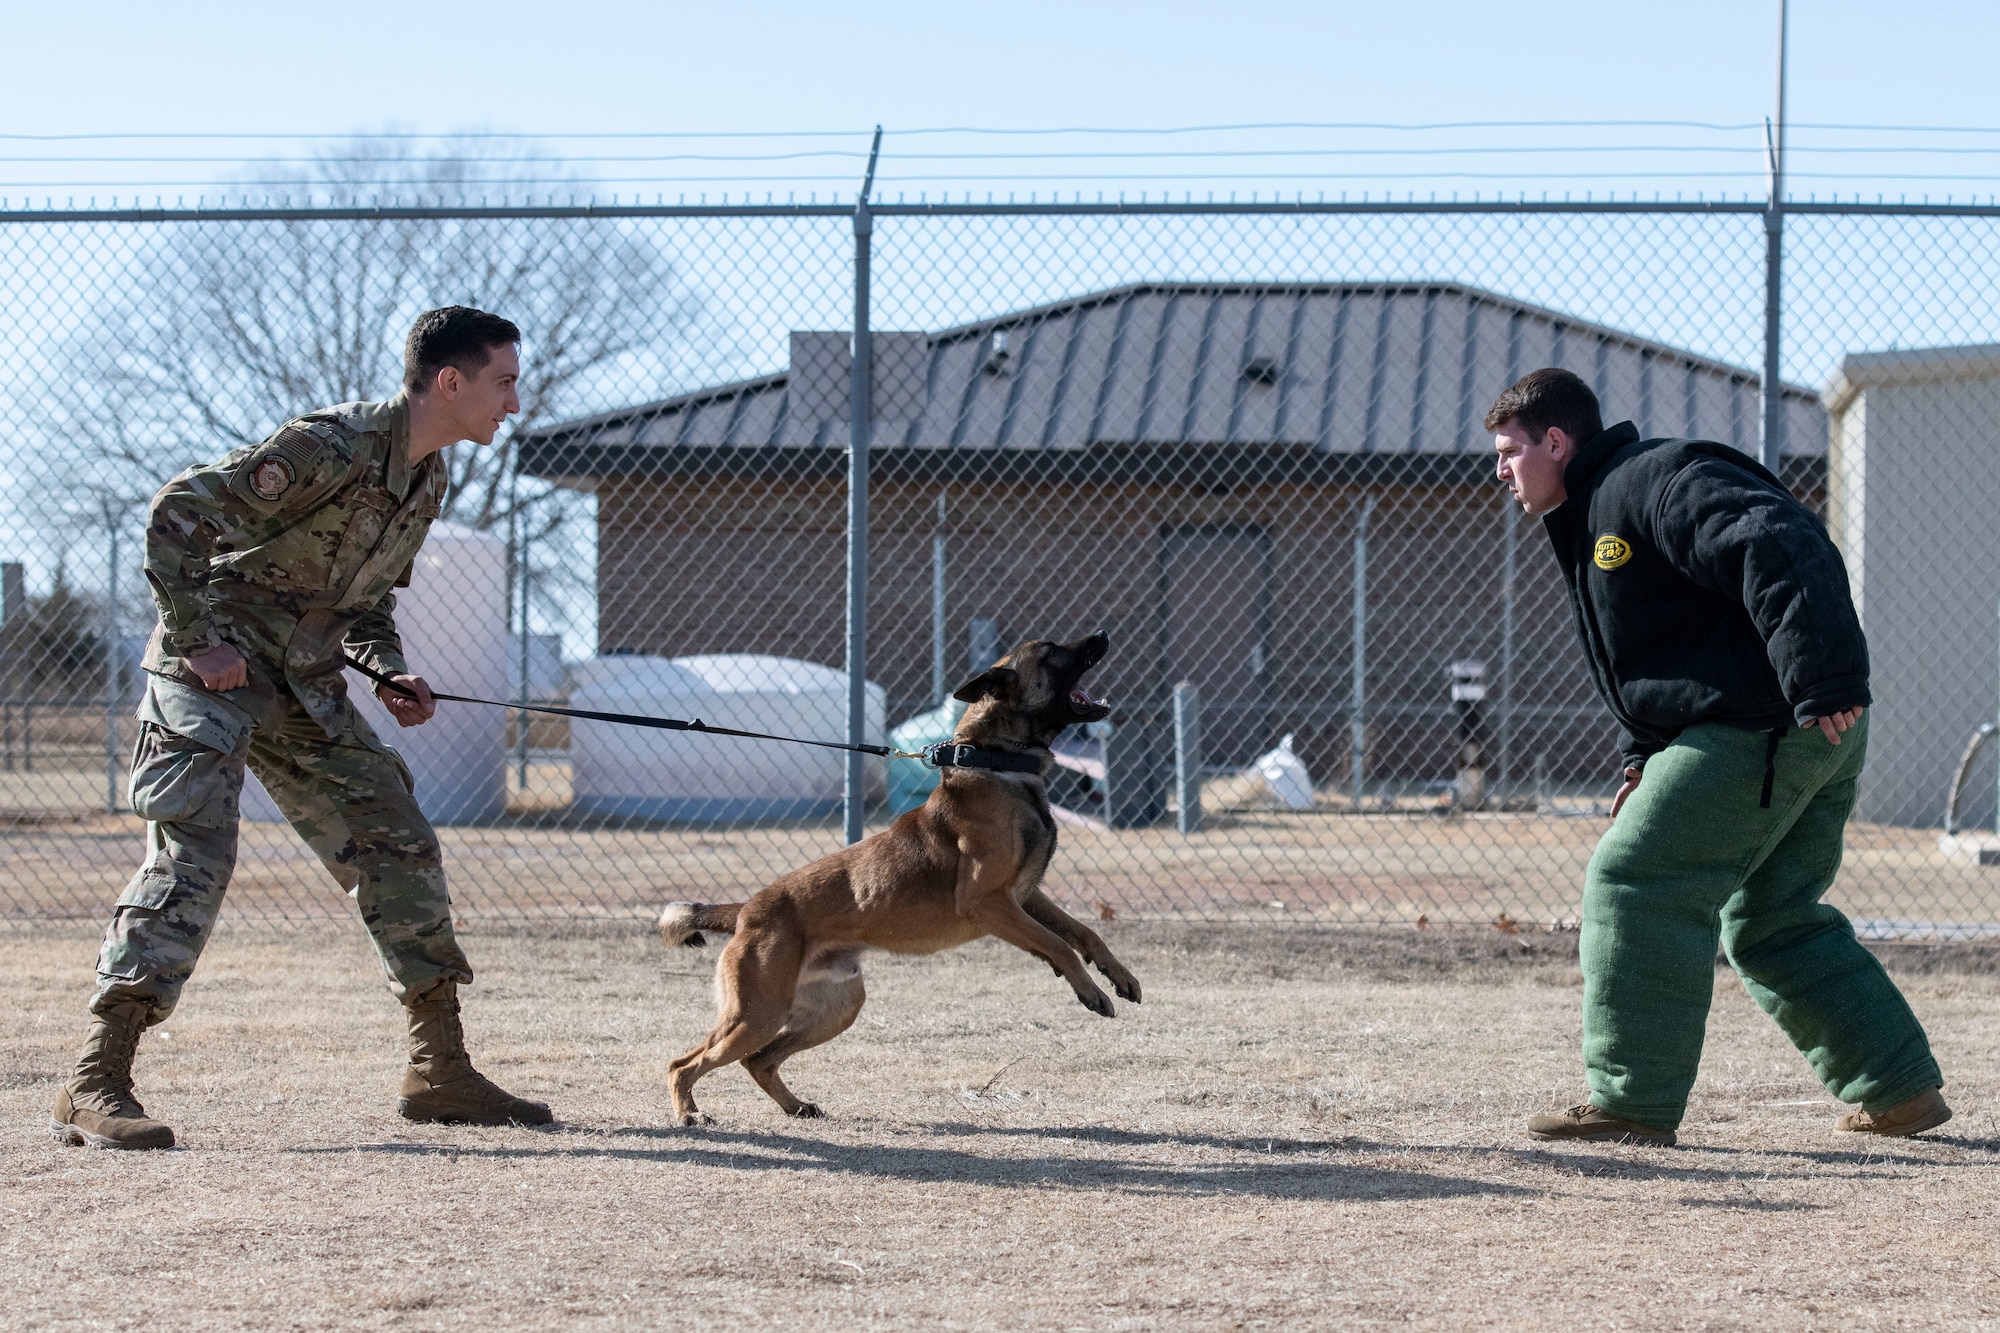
[1593,534,1633,570]
[249,453,295,500]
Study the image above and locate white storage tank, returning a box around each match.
[571,654,884,821]
[244,520,509,825]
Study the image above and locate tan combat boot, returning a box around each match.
[1836,1086,1951,1137]
[50,999,176,1150]
[397,983,552,1126]
[1526,1103,1677,1146]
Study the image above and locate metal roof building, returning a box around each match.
[521,280,1824,473]
[515,281,1828,826]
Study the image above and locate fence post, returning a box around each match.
[844,127,882,846]
[515,496,532,791]
[1759,0,1790,473]
[103,519,120,814]
[2,561,18,773]
[1174,681,1202,835]
[931,493,947,706]
[1496,503,1518,806]
[1349,494,1374,812]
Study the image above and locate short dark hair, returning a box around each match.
[1483,367,1604,444]
[403,306,521,394]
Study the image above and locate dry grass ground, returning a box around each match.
[3,923,1997,1330]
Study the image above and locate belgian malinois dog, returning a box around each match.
[656,632,1140,1124]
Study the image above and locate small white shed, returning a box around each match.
[570,654,884,821]
[1826,345,2000,827]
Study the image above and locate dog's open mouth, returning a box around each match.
[1059,633,1112,720]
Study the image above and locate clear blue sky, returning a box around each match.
[5,1,1999,203]
[5,0,1995,620]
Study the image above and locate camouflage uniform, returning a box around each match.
[96,393,470,1021]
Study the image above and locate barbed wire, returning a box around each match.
[5,121,1998,204]
[21,143,2000,168]
[8,173,1999,195]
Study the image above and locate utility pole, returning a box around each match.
[843,125,883,845]
[1759,0,1790,473]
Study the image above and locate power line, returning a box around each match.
[896,120,2000,138]
[15,143,2000,169]
[11,119,2000,143]
[0,151,872,166]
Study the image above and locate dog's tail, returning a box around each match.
[657,901,743,949]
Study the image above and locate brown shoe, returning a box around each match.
[1836,1086,1951,1137]
[397,983,553,1127]
[50,1000,176,1150]
[1526,1103,1677,1146]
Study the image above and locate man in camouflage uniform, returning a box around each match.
[52,306,552,1149]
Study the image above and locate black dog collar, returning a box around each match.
[923,742,1044,774]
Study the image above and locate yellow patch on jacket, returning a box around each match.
[1593,534,1633,570]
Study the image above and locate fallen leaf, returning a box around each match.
[1094,901,1116,921]
[1415,914,1430,930]
[1492,913,1519,935]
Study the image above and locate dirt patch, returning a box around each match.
[1862,939,2000,977]
[6,802,1998,936]
[1112,920,1584,985]
[3,924,1997,1329]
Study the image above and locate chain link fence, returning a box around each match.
[3,198,1998,936]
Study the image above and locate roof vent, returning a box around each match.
[1242,356,1280,386]
[983,330,1011,376]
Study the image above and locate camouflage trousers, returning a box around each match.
[94,671,472,1022]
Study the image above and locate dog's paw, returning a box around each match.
[786,1102,825,1119]
[1076,986,1116,1018]
[678,1111,714,1127]
[1094,958,1142,1002]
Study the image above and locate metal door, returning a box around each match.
[1160,526,1274,769]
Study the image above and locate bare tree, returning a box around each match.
[0,565,104,700]
[28,140,704,544]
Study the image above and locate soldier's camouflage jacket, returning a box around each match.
[141,393,446,736]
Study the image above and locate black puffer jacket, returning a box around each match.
[1543,421,1870,772]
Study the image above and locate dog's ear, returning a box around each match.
[952,666,1018,703]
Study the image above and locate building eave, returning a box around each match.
[1825,342,2000,418]
[528,440,1826,495]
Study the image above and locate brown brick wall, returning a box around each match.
[595,474,1623,790]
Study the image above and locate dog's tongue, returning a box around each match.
[1070,688,1098,707]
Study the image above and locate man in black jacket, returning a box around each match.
[1489,367,1947,1145]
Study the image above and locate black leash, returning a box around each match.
[343,654,904,759]
[341,655,1041,773]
